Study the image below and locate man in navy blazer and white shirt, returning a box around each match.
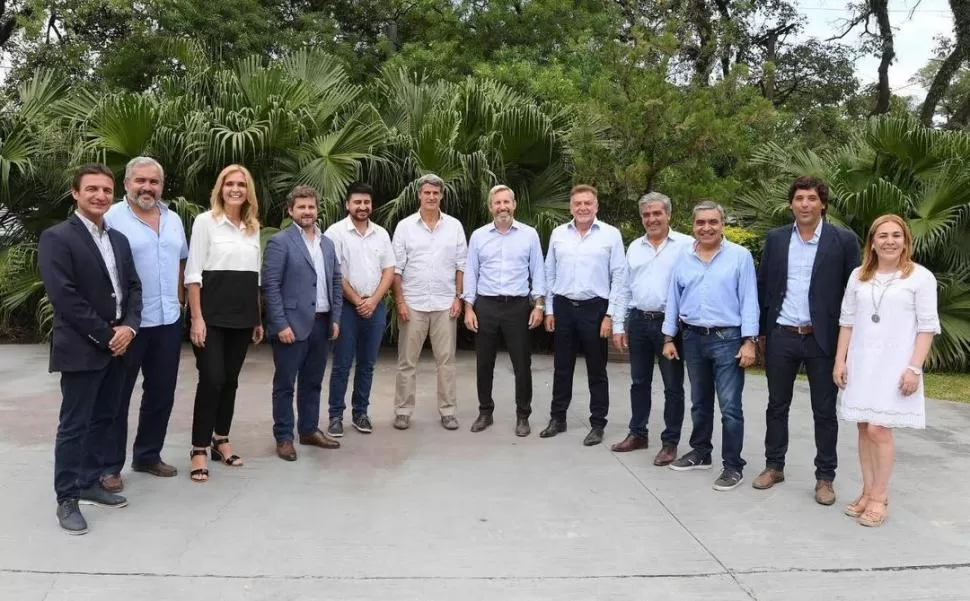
[262,185,343,461]
[38,163,142,535]
[754,176,860,505]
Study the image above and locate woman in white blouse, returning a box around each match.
[184,165,264,482]
[833,214,940,527]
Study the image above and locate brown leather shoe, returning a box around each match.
[131,461,178,477]
[653,444,678,466]
[752,468,785,490]
[610,434,649,452]
[276,440,297,461]
[100,474,123,493]
[299,430,340,449]
[815,480,836,506]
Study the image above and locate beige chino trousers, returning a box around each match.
[394,307,458,416]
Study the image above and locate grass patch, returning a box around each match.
[747,368,970,403]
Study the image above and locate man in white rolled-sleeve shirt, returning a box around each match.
[391,174,468,431]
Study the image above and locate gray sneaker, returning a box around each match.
[327,418,344,438]
[393,415,411,430]
[78,486,128,508]
[713,469,744,491]
[441,415,459,430]
[668,449,713,471]
[56,499,88,535]
[352,414,373,434]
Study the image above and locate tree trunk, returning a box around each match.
[871,0,896,115]
[920,0,970,126]
[690,0,717,86]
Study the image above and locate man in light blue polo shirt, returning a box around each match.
[102,157,188,488]
[662,200,759,492]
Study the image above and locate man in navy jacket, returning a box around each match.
[262,185,343,461]
[755,176,860,505]
[38,163,142,534]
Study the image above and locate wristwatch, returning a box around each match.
[746,337,759,344]
[906,365,923,376]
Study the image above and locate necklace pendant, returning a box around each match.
[871,314,880,323]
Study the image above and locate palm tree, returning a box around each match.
[736,116,970,371]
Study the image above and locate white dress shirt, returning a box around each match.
[392,211,468,312]
[324,216,395,298]
[76,211,122,320]
[614,229,693,334]
[544,218,626,317]
[301,225,330,313]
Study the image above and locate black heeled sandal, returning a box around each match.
[189,449,209,482]
[210,436,243,466]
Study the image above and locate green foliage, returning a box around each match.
[723,225,764,264]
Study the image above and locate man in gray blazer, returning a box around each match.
[263,186,344,461]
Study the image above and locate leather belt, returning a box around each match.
[554,295,606,307]
[315,312,330,319]
[682,323,738,336]
[778,324,814,335]
[478,295,528,303]
[631,309,665,320]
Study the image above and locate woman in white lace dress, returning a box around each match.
[833,214,939,528]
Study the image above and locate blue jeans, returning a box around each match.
[682,327,746,472]
[328,302,386,420]
[271,314,331,442]
[627,313,685,444]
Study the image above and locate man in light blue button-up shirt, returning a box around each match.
[661,201,759,492]
[102,157,188,485]
[540,185,627,447]
[462,185,546,436]
[609,192,692,465]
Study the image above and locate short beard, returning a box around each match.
[131,195,158,211]
[494,212,513,225]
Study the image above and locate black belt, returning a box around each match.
[682,323,739,336]
[315,312,330,319]
[631,309,665,320]
[478,295,529,303]
[554,295,606,307]
[777,324,813,335]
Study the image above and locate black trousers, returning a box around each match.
[191,326,252,447]
[550,296,609,428]
[55,359,126,502]
[474,296,533,418]
[764,326,838,481]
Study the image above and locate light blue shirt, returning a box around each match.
[463,220,546,304]
[662,239,759,338]
[777,220,823,327]
[104,200,188,328]
[544,219,627,317]
[298,224,330,313]
[614,229,693,334]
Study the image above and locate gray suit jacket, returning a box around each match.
[262,224,343,340]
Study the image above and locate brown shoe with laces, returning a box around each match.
[815,480,836,506]
[752,468,785,490]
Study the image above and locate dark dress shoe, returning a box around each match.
[470,413,493,432]
[276,440,297,461]
[100,474,123,493]
[583,427,605,446]
[299,430,340,449]
[539,419,567,438]
[653,444,678,466]
[610,434,649,452]
[131,461,178,477]
[515,417,531,437]
[79,486,128,508]
[56,500,88,535]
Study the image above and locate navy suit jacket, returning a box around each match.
[38,214,142,372]
[262,224,343,340]
[757,220,860,357]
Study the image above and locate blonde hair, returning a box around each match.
[210,164,260,234]
[488,184,515,205]
[859,214,915,282]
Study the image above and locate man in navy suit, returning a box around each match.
[263,185,343,461]
[38,163,142,534]
[754,176,860,505]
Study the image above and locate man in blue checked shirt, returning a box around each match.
[541,185,627,447]
[463,185,546,437]
[662,200,759,491]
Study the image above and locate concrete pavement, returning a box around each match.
[1,343,969,600]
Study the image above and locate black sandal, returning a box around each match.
[211,436,243,466]
[189,449,209,482]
